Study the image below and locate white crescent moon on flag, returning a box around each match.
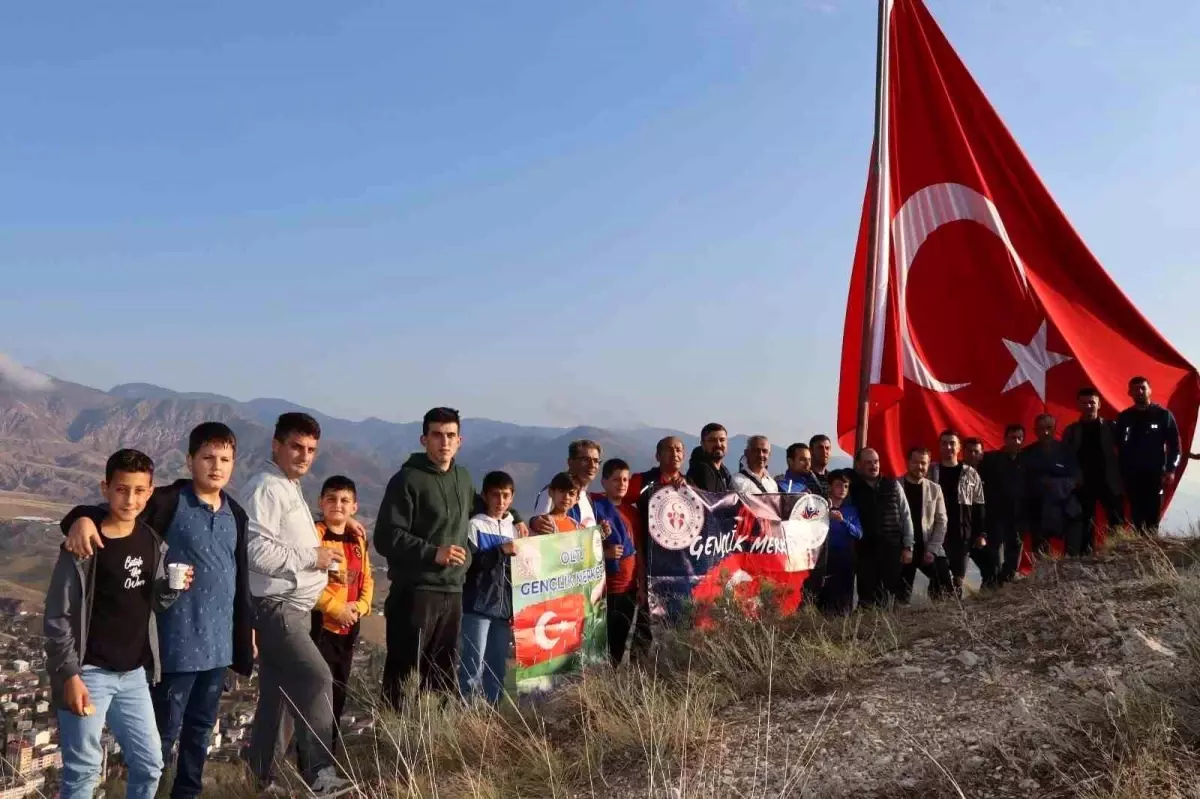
[534,611,561,650]
[889,182,1030,393]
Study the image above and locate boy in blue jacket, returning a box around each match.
[817,470,863,616]
[459,471,518,704]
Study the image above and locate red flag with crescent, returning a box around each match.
[837,0,1199,494]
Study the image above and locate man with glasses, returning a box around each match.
[530,440,602,533]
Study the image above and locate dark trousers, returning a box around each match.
[818,546,856,615]
[855,540,902,609]
[973,542,998,588]
[382,588,463,709]
[151,668,225,799]
[802,544,828,608]
[988,516,1023,583]
[311,618,357,751]
[944,532,970,586]
[1072,480,1124,554]
[607,590,638,666]
[1124,471,1164,535]
[898,533,952,602]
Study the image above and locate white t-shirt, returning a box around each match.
[732,471,780,496]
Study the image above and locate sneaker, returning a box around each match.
[311,766,352,795]
[260,782,290,797]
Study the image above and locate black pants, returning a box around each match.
[311,617,357,749]
[382,588,463,709]
[1073,480,1124,554]
[1124,471,1164,535]
[856,540,902,609]
[973,542,998,588]
[988,516,1023,583]
[943,532,969,585]
[898,533,952,602]
[607,590,638,666]
[818,546,855,615]
[295,619,358,775]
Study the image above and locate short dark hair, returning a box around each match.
[422,407,461,436]
[275,412,321,442]
[320,475,357,499]
[548,471,576,492]
[963,437,984,450]
[1129,376,1150,388]
[569,439,603,460]
[188,422,238,457]
[1004,423,1026,436]
[482,471,515,494]
[657,436,683,456]
[938,429,960,442]
[907,446,931,459]
[700,423,727,440]
[829,469,853,486]
[105,448,155,483]
[602,458,630,480]
[786,442,811,460]
[1078,386,1101,399]
[809,434,831,448]
[1035,412,1056,425]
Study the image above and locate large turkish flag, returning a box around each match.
[837,0,1199,488]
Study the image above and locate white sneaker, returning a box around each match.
[261,782,290,797]
[311,767,352,795]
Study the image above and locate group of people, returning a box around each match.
[40,375,1185,797]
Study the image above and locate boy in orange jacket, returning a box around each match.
[311,476,373,753]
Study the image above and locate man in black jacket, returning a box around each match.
[1062,387,1124,554]
[979,424,1028,584]
[687,423,733,493]
[1116,376,1182,535]
[850,448,915,609]
[60,423,254,799]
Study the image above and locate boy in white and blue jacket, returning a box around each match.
[459,471,518,704]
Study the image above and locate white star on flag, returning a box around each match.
[1001,320,1072,402]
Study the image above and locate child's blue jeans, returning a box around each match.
[57,665,164,799]
[458,612,511,704]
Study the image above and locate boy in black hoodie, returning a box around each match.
[376,407,474,708]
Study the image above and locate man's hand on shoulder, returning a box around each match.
[66,517,103,559]
[345,518,367,538]
[530,516,555,536]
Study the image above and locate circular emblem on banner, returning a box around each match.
[782,493,830,570]
[648,486,705,550]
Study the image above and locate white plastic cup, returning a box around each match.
[167,563,190,590]
[327,557,341,574]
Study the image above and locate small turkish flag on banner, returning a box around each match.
[837,0,1199,486]
[513,593,585,668]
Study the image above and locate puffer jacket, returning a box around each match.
[461,513,516,620]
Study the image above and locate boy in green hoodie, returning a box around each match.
[375,407,474,708]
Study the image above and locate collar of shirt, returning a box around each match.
[182,484,232,516]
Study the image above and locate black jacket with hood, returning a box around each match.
[686,448,733,494]
[375,453,474,592]
[59,479,255,677]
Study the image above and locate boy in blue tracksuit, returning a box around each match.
[459,471,518,704]
[818,470,863,615]
[1116,376,1182,534]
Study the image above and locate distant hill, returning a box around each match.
[3,372,841,519]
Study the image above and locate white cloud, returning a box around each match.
[0,352,53,391]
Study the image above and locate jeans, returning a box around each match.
[1125,471,1164,534]
[818,546,856,615]
[152,668,225,799]
[247,597,334,785]
[382,588,463,709]
[58,665,164,799]
[458,612,511,704]
[856,539,902,609]
[606,592,638,666]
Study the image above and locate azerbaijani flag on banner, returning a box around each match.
[646,486,829,621]
[509,525,608,693]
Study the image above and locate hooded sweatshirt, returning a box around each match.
[687,447,733,493]
[375,453,474,592]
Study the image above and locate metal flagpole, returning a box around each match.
[854,0,893,456]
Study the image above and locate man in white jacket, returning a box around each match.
[732,435,779,495]
[243,413,349,796]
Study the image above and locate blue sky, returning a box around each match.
[2,0,1199,451]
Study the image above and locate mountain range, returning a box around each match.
[0,371,844,520]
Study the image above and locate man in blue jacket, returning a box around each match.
[1116,376,1182,535]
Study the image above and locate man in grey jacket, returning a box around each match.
[243,413,348,796]
[898,447,952,602]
